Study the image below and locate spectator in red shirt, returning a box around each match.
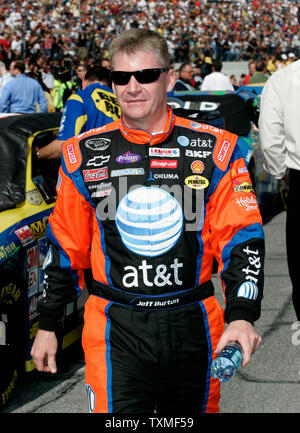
[243,60,256,85]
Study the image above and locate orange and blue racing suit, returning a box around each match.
[37,106,264,413]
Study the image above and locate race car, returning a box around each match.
[0,113,82,409]
[167,89,287,222]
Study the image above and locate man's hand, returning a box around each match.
[30,329,58,374]
[215,320,262,367]
[37,139,63,160]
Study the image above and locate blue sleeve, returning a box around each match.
[57,96,85,140]
[0,85,10,112]
[38,85,48,113]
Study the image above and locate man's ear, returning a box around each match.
[166,68,176,92]
[82,78,87,90]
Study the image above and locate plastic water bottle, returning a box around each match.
[211,341,243,383]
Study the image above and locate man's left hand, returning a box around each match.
[215,320,262,367]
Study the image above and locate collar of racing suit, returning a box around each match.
[119,105,174,146]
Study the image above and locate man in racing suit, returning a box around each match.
[37,65,120,159]
[31,29,264,413]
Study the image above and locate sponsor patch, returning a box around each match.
[83,167,108,182]
[91,189,112,198]
[116,151,141,164]
[189,136,215,148]
[185,175,209,190]
[15,225,34,247]
[191,160,205,173]
[67,143,77,164]
[185,149,211,158]
[149,148,180,157]
[177,136,190,147]
[190,122,220,133]
[56,172,62,190]
[150,159,178,169]
[241,245,262,286]
[233,181,254,193]
[116,187,183,259]
[236,196,258,211]
[85,137,111,151]
[237,281,258,300]
[217,139,231,162]
[87,155,110,167]
[111,168,145,177]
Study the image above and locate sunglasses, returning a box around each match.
[110,67,170,85]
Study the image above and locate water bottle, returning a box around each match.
[210,341,243,383]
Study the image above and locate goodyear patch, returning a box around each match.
[233,181,254,193]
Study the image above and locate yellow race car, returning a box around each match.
[0,113,82,408]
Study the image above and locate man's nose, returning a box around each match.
[126,75,141,91]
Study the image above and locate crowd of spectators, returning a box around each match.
[0,0,298,109]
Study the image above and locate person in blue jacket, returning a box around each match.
[37,65,120,159]
[0,60,48,114]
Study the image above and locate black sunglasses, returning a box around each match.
[110,67,170,85]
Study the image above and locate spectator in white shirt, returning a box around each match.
[201,60,234,91]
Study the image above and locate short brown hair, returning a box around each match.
[109,28,171,70]
[12,60,25,73]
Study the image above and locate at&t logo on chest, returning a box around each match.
[115,186,183,257]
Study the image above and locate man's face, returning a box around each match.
[101,59,110,70]
[180,65,194,82]
[9,62,18,77]
[112,50,175,132]
[77,66,86,80]
[249,62,256,75]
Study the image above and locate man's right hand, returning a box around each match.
[30,329,58,374]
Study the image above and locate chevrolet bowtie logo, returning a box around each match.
[87,155,110,167]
